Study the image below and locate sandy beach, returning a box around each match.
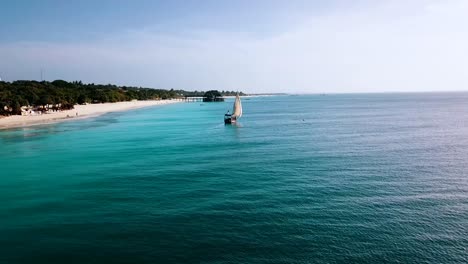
[0,100,181,130]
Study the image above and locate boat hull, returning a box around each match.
[224,114,237,124]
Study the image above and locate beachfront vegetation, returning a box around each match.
[183,90,246,97]
[203,90,224,102]
[0,80,245,116]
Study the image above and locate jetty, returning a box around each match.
[181,97,204,102]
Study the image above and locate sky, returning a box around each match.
[1,0,467,93]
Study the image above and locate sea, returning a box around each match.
[0,93,467,263]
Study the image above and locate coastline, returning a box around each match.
[0,100,181,130]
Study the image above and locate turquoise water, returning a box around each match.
[1,94,468,263]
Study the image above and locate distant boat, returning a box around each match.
[224,94,242,124]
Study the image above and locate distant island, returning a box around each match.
[0,80,245,116]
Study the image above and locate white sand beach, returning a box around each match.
[0,100,181,129]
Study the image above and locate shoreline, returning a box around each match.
[0,100,181,130]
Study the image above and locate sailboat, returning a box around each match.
[224,94,242,124]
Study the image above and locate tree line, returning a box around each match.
[0,80,245,116]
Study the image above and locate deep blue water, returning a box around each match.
[1,94,468,263]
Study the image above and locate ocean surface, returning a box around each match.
[1,93,468,263]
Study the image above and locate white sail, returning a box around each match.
[232,94,242,118]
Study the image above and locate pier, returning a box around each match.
[179,97,204,102]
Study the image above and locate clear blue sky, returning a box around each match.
[1,0,467,93]
[1,0,331,42]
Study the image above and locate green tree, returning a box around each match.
[77,94,88,105]
[203,90,224,102]
[39,95,52,106]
